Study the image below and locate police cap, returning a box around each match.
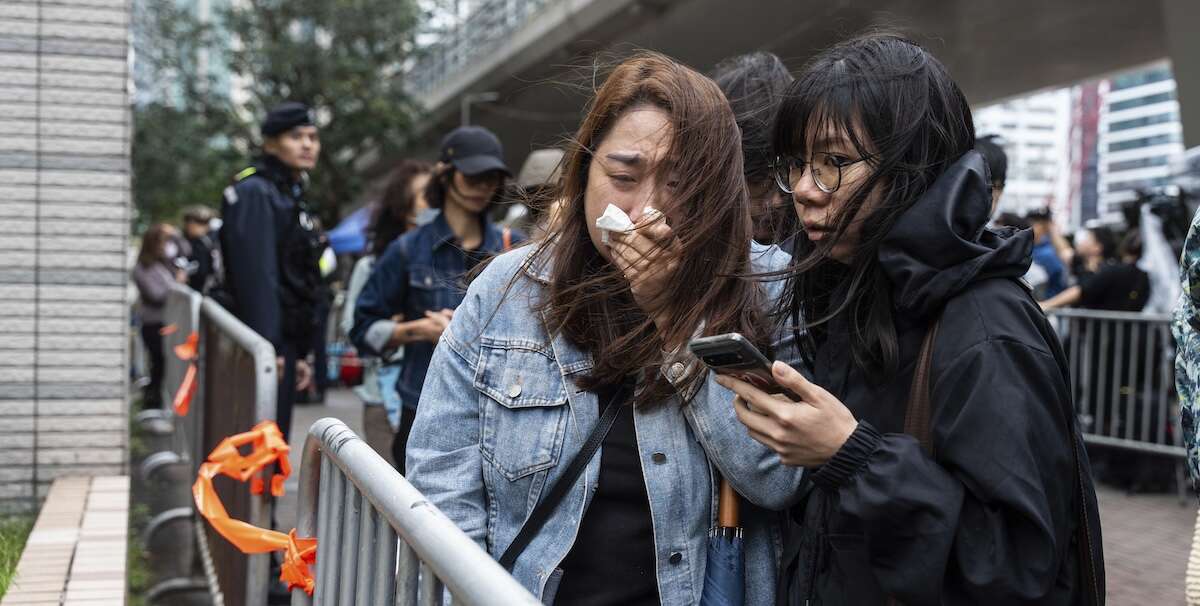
[261,101,316,137]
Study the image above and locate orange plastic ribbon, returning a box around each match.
[192,420,317,595]
[172,332,199,416]
[159,323,179,336]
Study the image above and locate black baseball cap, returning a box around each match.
[439,126,511,177]
[261,101,315,137]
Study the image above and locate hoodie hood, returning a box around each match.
[879,150,1033,318]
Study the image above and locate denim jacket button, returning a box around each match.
[508,382,523,398]
[669,362,686,381]
[652,452,667,464]
[669,552,682,565]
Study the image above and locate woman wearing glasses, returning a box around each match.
[719,34,1105,604]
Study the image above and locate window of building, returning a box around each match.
[1109,112,1177,132]
[1111,67,1173,91]
[1108,133,1179,152]
[1110,90,1176,112]
[1108,156,1171,173]
[1107,176,1170,192]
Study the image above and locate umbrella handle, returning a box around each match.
[718,476,740,529]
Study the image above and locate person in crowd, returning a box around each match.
[718,34,1104,604]
[351,125,523,474]
[132,223,187,409]
[975,134,1007,216]
[501,147,565,240]
[1071,224,1118,281]
[1042,230,1149,312]
[299,222,336,405]
[1026,207,1073,297]
[220,101,323,441]
[406,52,803,605]
[340,159,432,465]
[712,51,796,245]
[182,206,218,293]
[994,211,1054,297]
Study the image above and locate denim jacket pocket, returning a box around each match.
[475,341,569,481]
[409,264,455,312]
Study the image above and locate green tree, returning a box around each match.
[132,0,424,230]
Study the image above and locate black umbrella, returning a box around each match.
[701,476,744,606]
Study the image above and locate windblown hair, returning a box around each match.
[369,159,432,257]
[712,52,797,243]
[533,51,770,405]
[137,223,177,267]
[773,33,976,377]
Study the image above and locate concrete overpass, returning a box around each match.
[402,0,1200,170]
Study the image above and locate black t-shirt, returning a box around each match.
[554,384,660,606]
[1078,261,1150,312]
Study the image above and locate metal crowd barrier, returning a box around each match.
[293,418,540,606]
[1046,308,1184,458]
[161,284,204,473]
[199,296,279,605]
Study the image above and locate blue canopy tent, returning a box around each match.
[327,204,373,255]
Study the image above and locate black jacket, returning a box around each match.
[219,155,324,351]
[781,152,1105,605]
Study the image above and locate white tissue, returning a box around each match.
[595,204,660,244]
[596,204,634,244]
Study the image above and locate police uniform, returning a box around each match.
[219,103,324,442]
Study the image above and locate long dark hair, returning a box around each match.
[774,33,976,377]
[137,223,176,268]
[369,159,432,257]
[712,52,797,243]
[534,51,769,405]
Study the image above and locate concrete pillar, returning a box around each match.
[1163,0,1200,149]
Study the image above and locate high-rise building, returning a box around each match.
[1067,82,1102,229]
[974,90,1074,221]
[1096,61,1185,221]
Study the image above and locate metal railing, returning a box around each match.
[199,296,279,605]
[292,418,540,606]
[161,284,204,473]
[1046,308,1184,457]
[406,0,555,98]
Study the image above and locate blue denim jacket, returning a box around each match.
[406,243,806,605]
[350,210,524,410]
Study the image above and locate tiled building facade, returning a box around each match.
[0,0,130,512]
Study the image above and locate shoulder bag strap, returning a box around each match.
[903,317,942,454]
[498,382,632,570]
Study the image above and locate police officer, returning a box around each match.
[220,101,324,442]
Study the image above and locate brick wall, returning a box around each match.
[0,0,130,513]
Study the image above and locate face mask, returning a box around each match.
[164,242,179,259]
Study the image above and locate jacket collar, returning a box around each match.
[520,238,557,284]
[254,154,304,189]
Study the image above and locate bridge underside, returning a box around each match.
[406,0,1199,171]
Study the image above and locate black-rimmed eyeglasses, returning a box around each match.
[771,152,869,195]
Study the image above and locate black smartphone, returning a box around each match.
[688,332,801,401]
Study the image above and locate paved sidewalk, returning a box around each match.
[277,388,1199,605]
[1098,483,1195,605]
[2,476,129,606]
[274,389,367,533]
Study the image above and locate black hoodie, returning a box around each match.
[780,152,1105,605]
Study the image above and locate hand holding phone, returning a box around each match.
[688,333,801,401]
